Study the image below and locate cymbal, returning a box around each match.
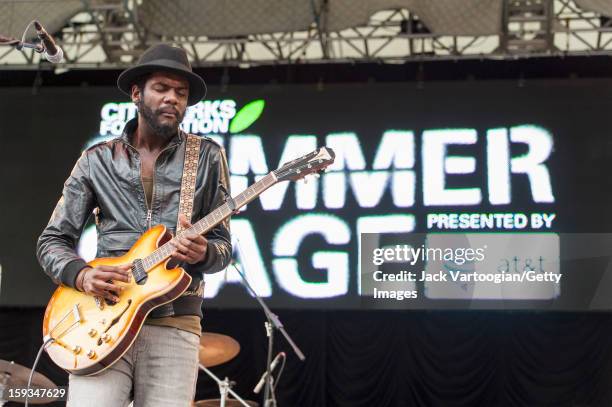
[199,333,240,367]
[0,360,58,404]
[193,399,259,407]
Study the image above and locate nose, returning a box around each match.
[163,89,180,105]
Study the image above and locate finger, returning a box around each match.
[179,237,198,250]
[181,234,206,246]
[93,280,124,293]
[180,239,206,257]
[88,287,105,297]
[180,235,207,253]
[90,286,119,302]
[104,292,120,303]
[99,289,120,303]
[183,246,206,264]
[97,264,122,272]
[171,240,191,254]
[98,270,131,283]
[172,250,189,262]
[98,264,132,276]
[179,214,192,228]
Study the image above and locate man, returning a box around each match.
[37,44,232,406]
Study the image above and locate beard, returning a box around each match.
[137,99,184,141]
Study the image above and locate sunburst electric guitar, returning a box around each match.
[43,147,335,375]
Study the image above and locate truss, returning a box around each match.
[0,0,611,69]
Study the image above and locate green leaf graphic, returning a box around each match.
[229,99,265,133]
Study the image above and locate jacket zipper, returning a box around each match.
[121,134,183,231]
[146,209,152,229]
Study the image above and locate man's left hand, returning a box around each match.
[170,214,208,264]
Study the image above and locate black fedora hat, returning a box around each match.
[117,44,206,106]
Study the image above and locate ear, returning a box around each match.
[130,84,141,104]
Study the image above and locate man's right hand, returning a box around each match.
[76,264,131,302]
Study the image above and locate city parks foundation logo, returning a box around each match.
[95,98,265,145]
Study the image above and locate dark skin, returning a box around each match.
[76,72,208,301]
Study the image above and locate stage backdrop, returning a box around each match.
[1,79,611,309]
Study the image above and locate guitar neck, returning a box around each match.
[140,172,278,271]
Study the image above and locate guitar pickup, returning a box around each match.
[132,259,148,285]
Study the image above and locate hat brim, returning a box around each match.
[117,61,207,106]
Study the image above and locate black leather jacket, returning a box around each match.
[37,118,232,318]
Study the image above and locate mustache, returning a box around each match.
[157,107,179,117]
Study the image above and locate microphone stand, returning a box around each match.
[198,364,253,407]
[231,236,306,407]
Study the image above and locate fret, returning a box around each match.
[263,174,274,187]
[161,246,169,257]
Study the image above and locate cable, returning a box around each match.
[270,353,287,406]
[20,20,38,49]
[24,337,54,407]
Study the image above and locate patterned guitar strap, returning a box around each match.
[177,133,204,297]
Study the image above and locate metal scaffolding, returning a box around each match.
[0,0,611,70]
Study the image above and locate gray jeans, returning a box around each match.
[67,325,200,407]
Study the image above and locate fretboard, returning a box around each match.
[140,172,277,271]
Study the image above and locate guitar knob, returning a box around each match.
[87,350,96,359]
[88,328,97,337]
[72,346,82,355]
[101,333,112,343]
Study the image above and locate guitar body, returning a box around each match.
[42,224,192,376]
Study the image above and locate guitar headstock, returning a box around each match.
[274,147,335,182]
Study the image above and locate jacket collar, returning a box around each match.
[120,117,185,150]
